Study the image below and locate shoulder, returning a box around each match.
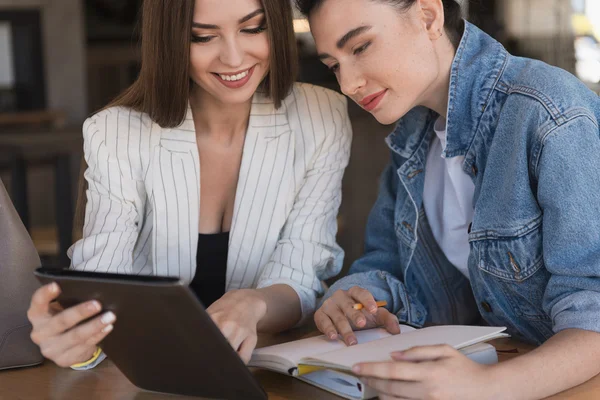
[283,82,348,117]
[83,106,156,144]
[82,106,157,180]
[499,56,600,129]
[282,83,351,143]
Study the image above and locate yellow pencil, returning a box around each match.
[353,300,387,310]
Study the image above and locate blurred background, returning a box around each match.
[0,0,598,276]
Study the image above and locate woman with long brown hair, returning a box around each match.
[27,0,351,369]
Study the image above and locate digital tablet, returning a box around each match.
[34,267,267,400]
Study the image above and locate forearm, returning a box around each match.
[489,329,600,400]
[255,284,302,333]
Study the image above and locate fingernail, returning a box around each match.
[328,332,337,340]
[391,351,404,358]
[357,318,366,326]
[352,365,361,373]
[88,301,101,312]
[50,283,59,293]
[102,324,113,333]
[349,338,357,346]
[101,311,116,324]
[369,306,377,313]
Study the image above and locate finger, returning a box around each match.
[28,283,61,323]
[238,334,258,365]
[314,309,338,340]
[378,393,412,400]
[325,303,357,346]
[332,291,367,329]
[353,361,428,381]
[38,301,102,338]
[364,378,422,399]
[347,287,378,314]
[375,309,401,334]
[62,312,116,348]
[40,313,115,361]
[219,320,248,351]
[391,344,456,362]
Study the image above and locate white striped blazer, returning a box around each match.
[68,83,352,320]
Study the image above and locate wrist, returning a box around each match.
[249,289,268,321]
[483,363,522,400]
[70,347,103,370]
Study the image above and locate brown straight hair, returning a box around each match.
[73,0,298,240]
[107,0,298,128]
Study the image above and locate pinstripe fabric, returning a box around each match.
[68,83,352,320]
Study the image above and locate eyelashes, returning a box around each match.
[327,41,372,73]
[353,41,371,55]
[191,23,267,44]
[242,24,267,35]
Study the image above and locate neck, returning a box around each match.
[420,36,457,120]
[189,86,253,145]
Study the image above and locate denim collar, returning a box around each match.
[386,21,508,159]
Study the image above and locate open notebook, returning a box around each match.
[250,325,508,400]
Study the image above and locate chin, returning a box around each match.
[372,110,402,126]
[214,86,258,105]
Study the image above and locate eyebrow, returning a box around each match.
[318,25,372,60]
[192,9,264,29]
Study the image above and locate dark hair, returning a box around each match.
[106,0,298,129]
[295,0,464,48]
[74,0,298,240]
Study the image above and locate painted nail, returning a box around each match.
[88,301,101,312]
[102,324,113,334]
[101,312,116,324]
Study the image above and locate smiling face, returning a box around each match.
[309,0,447,124]
[189,0,270,106]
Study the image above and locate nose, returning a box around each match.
[219,37,244,68]
[338,64,366,97]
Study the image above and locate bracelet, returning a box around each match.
[70,347,102,369]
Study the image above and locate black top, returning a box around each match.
[189,232,229,307]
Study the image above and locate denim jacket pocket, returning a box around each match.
[469,219,551,321]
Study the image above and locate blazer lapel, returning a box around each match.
[152,106,200,281]
[150,96,295,288]
[226,93,295,290]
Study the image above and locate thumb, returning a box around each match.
[391,344,456,361]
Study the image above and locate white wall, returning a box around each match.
[587,0,600,38]
[0,0,87,123]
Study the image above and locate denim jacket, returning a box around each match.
[326,22,600,345]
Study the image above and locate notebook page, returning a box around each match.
[252,326,415,366]
[302,325,507,370]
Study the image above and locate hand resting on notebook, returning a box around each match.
[314,286,401,346]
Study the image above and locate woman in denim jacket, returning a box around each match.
[297,0,600,398]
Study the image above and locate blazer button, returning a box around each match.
[481,301,492,313]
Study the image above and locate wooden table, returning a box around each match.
[0,330,598,400]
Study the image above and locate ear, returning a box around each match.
[416,0,445,41]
